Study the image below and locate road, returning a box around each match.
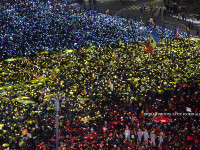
[83,0,199,36]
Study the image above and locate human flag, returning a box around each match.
[22,129,28,136]
[144,29,160,54]
[81,88,87,95]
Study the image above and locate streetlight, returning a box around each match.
[55,86,59,150]
[161,0,163,21]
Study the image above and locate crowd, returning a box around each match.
[0,0,188,60]
[0,0,199,150]
[0,37,199,149]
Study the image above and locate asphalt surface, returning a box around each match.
[83,0,199,36]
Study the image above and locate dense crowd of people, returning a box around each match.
[0,0,199,150]
[0,0,189,60]
[0,38,199,149]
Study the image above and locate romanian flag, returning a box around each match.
[131,51,136,58]
[107,79,111,85]
[81,88,87,95]
[175,27,178,37]
[20,1,23,6]
[185,25,189,33]
[76,4,80,13]
[140,110,144,117]
[144,29,160,54]
[106,9,109,15]
[120,86,123,93]
[148,18,156,28]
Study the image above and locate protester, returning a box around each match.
[143,129,149,146]
[124,126,131,141]
[0,0,199,149]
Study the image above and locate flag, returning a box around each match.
[105,9,109,15]
[140,110,144,117]
[144,29,160,54]
[120,86,123,93]
[20,1,23,6]
[131,51,136,58]
[22,129,28,136]
[148,18,156,28]
[119,41,122,46]
[76,5,80,13]
[180,96,185,102]
[175,27,178,37]
[81,88,87,95]
[107,79,111,85]
[185,25,189,33]
[35,76,38,80]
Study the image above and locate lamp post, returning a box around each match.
[54,83,59,150]
[161,0,163,21]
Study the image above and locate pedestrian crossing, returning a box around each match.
[125,4,161,17]
[127,4,159,11]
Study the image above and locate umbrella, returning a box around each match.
[83,134,98,140]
